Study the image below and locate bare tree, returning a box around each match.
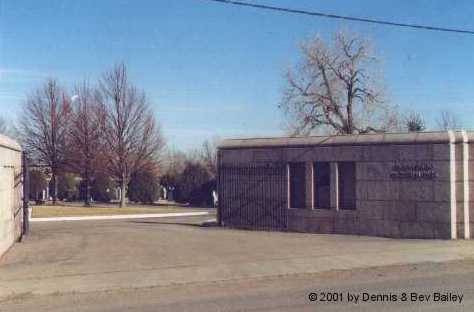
[159,149,188,194]
[280,31,399,135]
[0,117,19,137]
[0,117,8,135]
[68,81,106,206]
[162,149,188,177]
[199,138,220,178]
[404,111,426,132]
[99,63,164,207]
[20,79,71,204]
[436,110,462,130]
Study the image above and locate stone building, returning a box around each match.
[217,131,473,239]
[0,135,24,257]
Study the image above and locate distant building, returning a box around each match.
[217,131,473,239]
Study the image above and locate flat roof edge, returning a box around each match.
[0,134,22,152]
[218,131,469,150]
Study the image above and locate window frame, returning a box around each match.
[288,162,307,209]
[313,161,331,209]
[337,161,357,210]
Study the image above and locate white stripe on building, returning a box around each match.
[448,130,457,239]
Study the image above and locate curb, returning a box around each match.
[31,212,209,222]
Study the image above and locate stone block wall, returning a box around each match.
[219,131,472,239]
[356,144,451,238]
[283,143,452,239]
[469,143,474,239]
[0,136,23,258]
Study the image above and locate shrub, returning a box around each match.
[91,175,116,202]
[128,170,160,204]
[175,161,214,206]
[57,173,80,201]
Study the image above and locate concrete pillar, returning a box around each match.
[448,130,457,239]
[330,162,339,210]
[286,163,290,209]
[305,162,314,209]
[462,130,470,239]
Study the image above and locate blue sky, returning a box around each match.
[1,0,474,149]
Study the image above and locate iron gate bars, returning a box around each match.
[218,163,288,231]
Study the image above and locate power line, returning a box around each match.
[205,0,474,35]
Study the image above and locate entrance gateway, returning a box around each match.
[217,131,473,239]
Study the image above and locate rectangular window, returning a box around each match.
[313,162,331,209]
[289,162,306,209]
[338,162,356,210]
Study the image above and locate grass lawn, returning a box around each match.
[32,203,203,218]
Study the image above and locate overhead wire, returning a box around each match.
[205,0,474,35]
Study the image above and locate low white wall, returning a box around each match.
[0,135,22,258]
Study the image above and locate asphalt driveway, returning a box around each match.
[1,214,474,300]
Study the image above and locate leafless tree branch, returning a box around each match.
[98,63,165,207]
[280,30,399,135]
[20,79,71,204]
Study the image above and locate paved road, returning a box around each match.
[2,260,474,311]
[1,214,474,311]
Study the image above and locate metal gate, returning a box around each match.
[218,163,288,231]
